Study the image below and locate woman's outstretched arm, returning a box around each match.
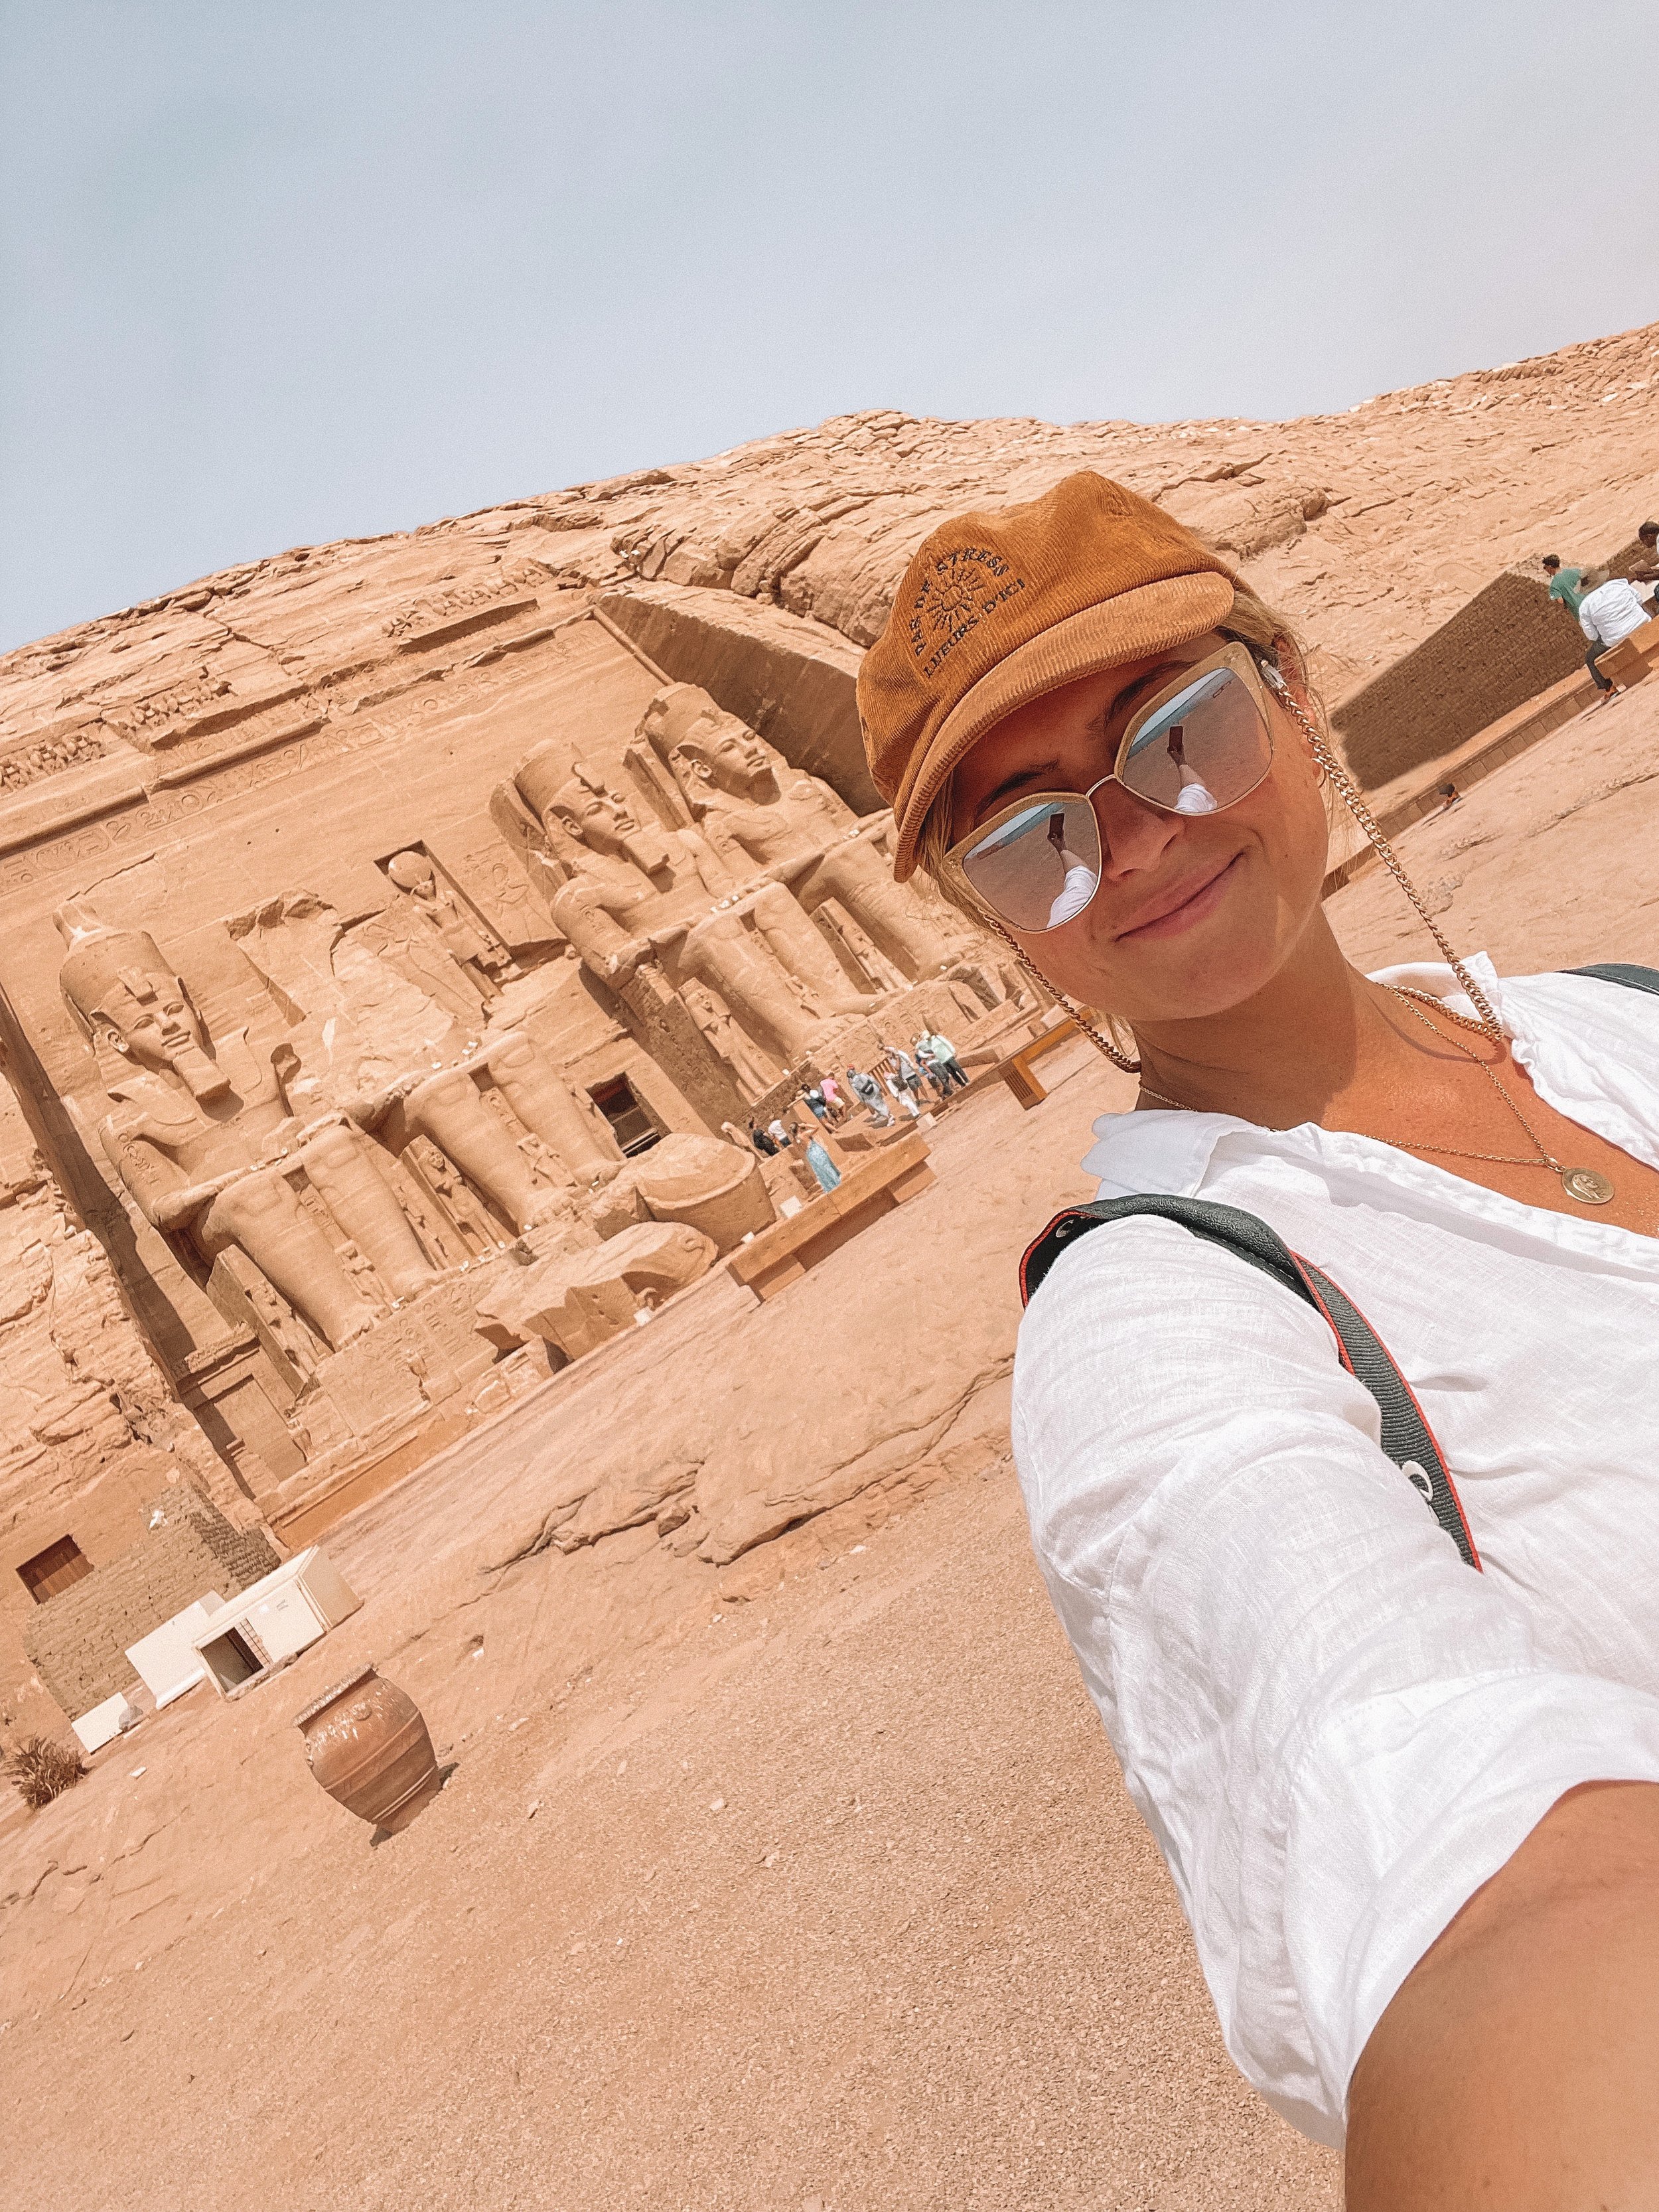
[1346,1779,1659,2208]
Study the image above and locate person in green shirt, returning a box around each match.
[1542,553,1587,612]
[1542,554,1613,696]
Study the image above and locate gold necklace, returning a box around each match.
[1136,986,1617,1207]
[1383,988,1615,1205]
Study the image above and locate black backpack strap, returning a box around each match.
[1021,1195,1480,1570]
[1564,963,1659,997]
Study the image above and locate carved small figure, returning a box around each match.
[384,849,517,997]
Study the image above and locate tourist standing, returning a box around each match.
[1541,555,1614,701]
[914,1035,950,1100]
[767,1114,794,1151]
[883,1068,920,1120]
[887,1044,926,1107]
[920,1029,970,1093]
[803,1134,841,1194]
[845,1067,893,1126]
[748,1122,777,1157]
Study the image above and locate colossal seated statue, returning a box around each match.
[219,889,618,1230]
[388,1032,624,1234]
[482,1029,624,1189]
[54,902,631,1360]
[640,685,966,982]
[510,749,871,1069]
[56,903,434,1351]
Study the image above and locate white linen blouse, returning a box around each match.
[1011,957,1659,2146]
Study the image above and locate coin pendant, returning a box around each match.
[1561,1166,1616,1205]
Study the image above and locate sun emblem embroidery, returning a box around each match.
[906,544,1025,674]
[925,558,980,640]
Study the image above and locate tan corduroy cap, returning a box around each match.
[858,471,1239,879]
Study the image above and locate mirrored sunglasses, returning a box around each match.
[944,644,1277,934]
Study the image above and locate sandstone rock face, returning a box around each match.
[0,1061,248,1739]
[0,317,1652,1737]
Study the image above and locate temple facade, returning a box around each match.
[0,577,1026,1730]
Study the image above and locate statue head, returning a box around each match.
[386,850,436,897]
[548,762,674,877]
[55,904,228,1102]
[642,685,778,808]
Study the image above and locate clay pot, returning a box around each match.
[294,1664,442,1834]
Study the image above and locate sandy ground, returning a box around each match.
[5,678,1658,2211]
[1,1051,1341,2212]
[1331,677,1659,976]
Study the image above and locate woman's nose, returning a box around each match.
[1094,780,1183,876]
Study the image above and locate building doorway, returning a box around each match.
[587,1074,662,1157]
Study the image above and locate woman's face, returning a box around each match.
[948,632,1330,1026]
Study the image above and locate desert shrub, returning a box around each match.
[5,1733,84,1808]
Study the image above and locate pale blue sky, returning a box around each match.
[3,1,1656,652]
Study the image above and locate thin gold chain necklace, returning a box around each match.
[1137,986,1618,1207]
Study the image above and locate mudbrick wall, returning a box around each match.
[1331,569,1589,788]
[22,1489,279,1716]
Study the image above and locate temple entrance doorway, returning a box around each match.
[587,1075,662,1157]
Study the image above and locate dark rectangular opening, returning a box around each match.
[18,1536,93,1605]
[202,1627,263,1687]
[588,1075,661,1157]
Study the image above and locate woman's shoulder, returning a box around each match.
[1497,962,1659,1031]
[1015,1207,1335,1398]
[1377,955,1659,1040]
[1010,1207,1388,1568]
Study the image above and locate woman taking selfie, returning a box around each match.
[857,473,1659,2207]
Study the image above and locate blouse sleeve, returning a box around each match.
[1012,1215,1659,2144]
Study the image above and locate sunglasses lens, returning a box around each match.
[961,797,1102,932]
[1119,665,1271,816]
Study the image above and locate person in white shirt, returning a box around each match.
[1045,811,1100,924]
[1577,567,1652,682]
[1165,721,1220,812]
[855,469,1659,2207]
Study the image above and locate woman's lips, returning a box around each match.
[1114,852,1242,941]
